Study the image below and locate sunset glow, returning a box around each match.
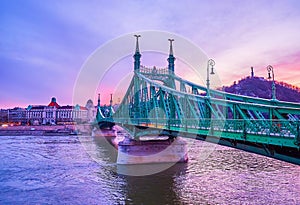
[1,0,300,108]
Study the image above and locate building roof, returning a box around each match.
[27,105,46,110]
[48,97,60,108]
[59,105,73,109]
[48,102,60,108]
[58,105,88,110]
[25,97,90,111]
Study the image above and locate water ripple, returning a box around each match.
[0,135,299,204]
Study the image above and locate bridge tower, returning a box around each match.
[167,39,177,120]
[167,39,176,89]
[133,35,141,118]
[96,93,104,122]
[95,93,110,130]
[133,34,141,71]
[96,93,115,130]
[115,37,189,165]
[167,39,175,74]
[108,93,114,118]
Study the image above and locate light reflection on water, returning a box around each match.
[0,135,299,204]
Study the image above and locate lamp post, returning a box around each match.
[206,59,215,97]
[267,65,276,101]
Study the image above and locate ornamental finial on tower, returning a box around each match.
[134,34,141,53]
[97,93,100,107]
[110,94,113,106]
[133,34,141,71]
[167,39,175,73]
[168,38,174,56]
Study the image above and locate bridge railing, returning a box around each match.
[139,65,169,75]
[108,117,299,139]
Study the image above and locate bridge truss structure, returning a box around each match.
[99,36,300,165]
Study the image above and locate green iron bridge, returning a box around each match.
[97,35,300,165]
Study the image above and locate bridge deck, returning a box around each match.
[111,118,299,148]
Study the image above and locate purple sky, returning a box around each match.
[1,0,300,108]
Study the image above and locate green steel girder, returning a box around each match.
[186,97,199,119]
[116,72,300,127]
[138,72,299,116]
[171,74,300,109]
[205,99,221,118]
[197,101,207,120]
[171,94,183,120]
[111,118,299,148]
[107,70,300,155]
[150,85,159,119]
[160,90,170,118]
[235,105,248,120]
[180,81,187,92]
[123,73,299,119]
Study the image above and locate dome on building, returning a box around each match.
[48,97,60,108]
[85,99,94,109]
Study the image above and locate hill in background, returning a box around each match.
[222,76,300,103]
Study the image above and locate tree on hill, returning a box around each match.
[222,76,300,103]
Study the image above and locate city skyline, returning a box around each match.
[1,0,300,108]
[0,95,115,110]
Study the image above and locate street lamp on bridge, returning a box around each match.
[206,59,215,97]
[267,65,276,101]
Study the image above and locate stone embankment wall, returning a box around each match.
[0,124,91,136]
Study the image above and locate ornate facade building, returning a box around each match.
[1,97,97,125]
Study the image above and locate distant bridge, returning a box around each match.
[98,35,300,165]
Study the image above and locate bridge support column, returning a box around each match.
[117,137,188,164]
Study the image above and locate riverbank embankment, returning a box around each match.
[0,124,91,136]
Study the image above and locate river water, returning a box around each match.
[0,134,299,204]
